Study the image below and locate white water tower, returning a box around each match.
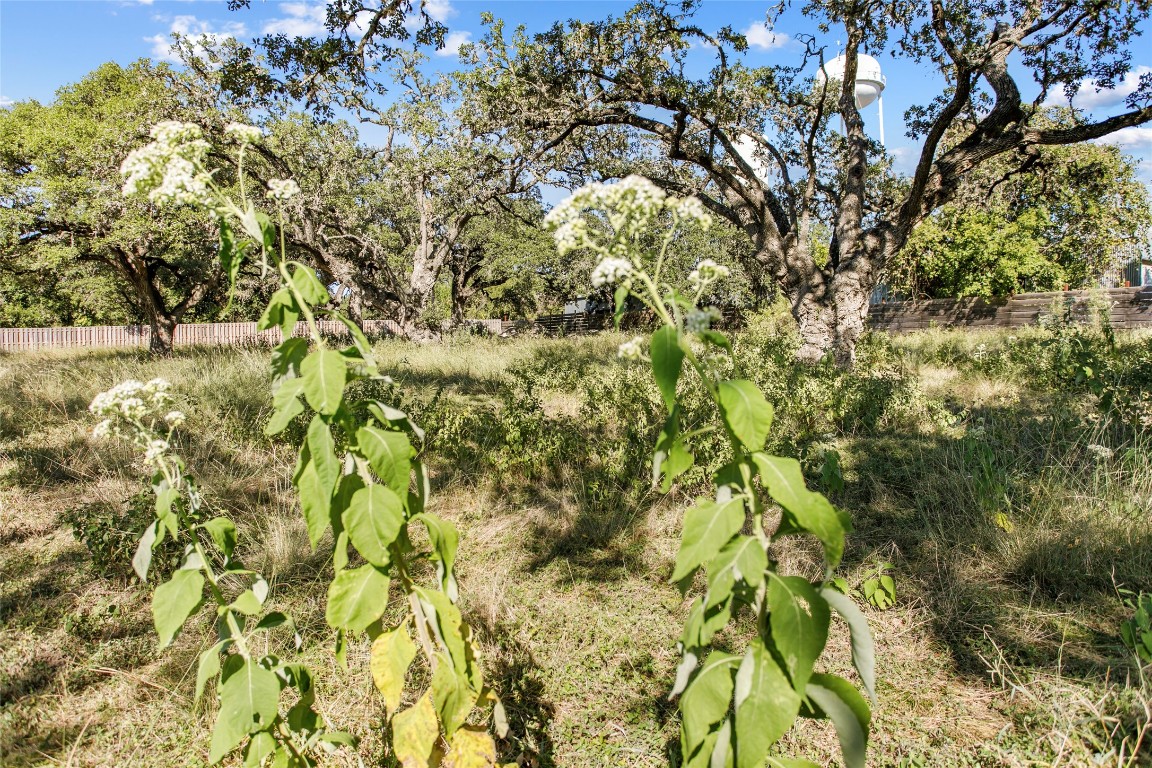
[817,53,886,146]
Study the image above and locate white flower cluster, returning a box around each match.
[267,178,301,201]
[120,121,213,207]
[89,379,181,465]
[224,122,263,144]
[591,257,634,288]
[144,439,170,463]
[688,259,731,286]
[685,308,722,333]
[617,337,644,361]
[545,175,714,260]
[673,196,713,230]
[1086,443,1114,461]
[89,378,172,419]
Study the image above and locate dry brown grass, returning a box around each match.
[1,331,1149,767]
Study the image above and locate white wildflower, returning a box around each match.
[552,218,591,255]
[224,122,263,144]
[267,179,301,201]
[685,309,718,333]
[92,420,112,439]
[165,410,186,428]
[121,122,211,205]
[617,337,644,361]
[1086,444,1114,461]
[590,257,633,288]
[150,121,203,145]
[144,439,170,464]
[674,196,713,229]
[119,397,147,419]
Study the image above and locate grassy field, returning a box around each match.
[1,320,1150,767]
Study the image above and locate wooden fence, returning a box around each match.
[0,318,504,352]
[868,287,1152,333]
[3,288,1147,351]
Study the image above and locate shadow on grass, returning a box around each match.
[470,615,557,767]
[840,401,1150,687]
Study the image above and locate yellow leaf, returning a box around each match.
[393,692,440,768]
[443,726,497,768]
[371,624,417,714]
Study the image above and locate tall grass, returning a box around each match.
[1,322,1149,766]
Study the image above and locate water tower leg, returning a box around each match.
[878,95,885,147]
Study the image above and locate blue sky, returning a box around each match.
[2,0,1150,183]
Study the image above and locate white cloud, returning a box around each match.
[741,22,789,52]
[1092,126,1152,152]
[1048,65,1152,110]
[436,30,471,58]
[263,3,327,37]
[403,0,455,31]
[146,16,247,63]
[0,95,13,108]
[422,0,456,23]
[888,145,921,175]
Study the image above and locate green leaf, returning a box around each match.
[752,453,846,567]
[672,498,746,584]
[257,288,299,340]
[662,440,694,493]
[613,284,630,329]
[300,349,346,415]
[289,262,329,306]
[217,219,244,303]
[293,417,341,549]
[733,639,801,768]
[266,377,305,436]
[821,588,876,705]
[414,513,459,600]
[270,338,309,379]
[242,732,276,768]
[716,380,773,452]
[133,520,158,582]
[431,653,477,736]
[201,517,238,558]
[652,407,680,489]
[356,425,412,497]
[343,484,404,567]
[392,692,439,768]
[367,401,425,444]
[415,587,467,674]
[651,325,684,411]
[195,641,226,704]
[230,589,263,616]
[679,651,739,760]
[804,674,871,768]
[370,624,417,714]
[326,564,389,632]
[767,575,830,691]
[706,535,767,610]
[209,656,282,763]
[335,313,376,361]
[153,569,204,648]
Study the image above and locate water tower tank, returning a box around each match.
[818,53,885,108]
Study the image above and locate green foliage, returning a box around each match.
[61,485,201,579]
[544,177,875,766]
[891,133,1152,299]
[1119,590,1152,666]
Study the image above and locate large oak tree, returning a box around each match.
[469,0,1152,364]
